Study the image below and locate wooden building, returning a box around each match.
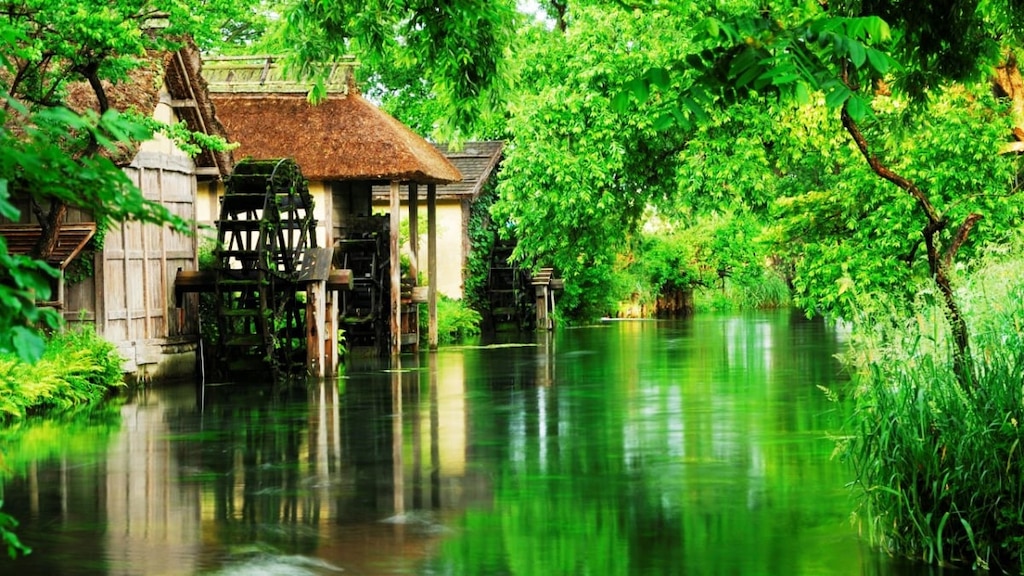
[201,57,462,356]
[371,141,504,299]
[0,39,232,379]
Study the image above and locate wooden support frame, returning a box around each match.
[390,180,401,357]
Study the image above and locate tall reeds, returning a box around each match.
[840,257,1024,572]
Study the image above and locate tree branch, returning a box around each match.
[840,107,944,227]
[942,213,983,270]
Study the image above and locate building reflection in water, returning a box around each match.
[0,350,490,575]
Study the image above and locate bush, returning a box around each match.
[838,257,1024,572]
[420,296,482,345]
[0,326,124,421]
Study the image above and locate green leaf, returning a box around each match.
[848,40,866,68]
[653,113,675,131]
[628,78,649,104]
[845,94,867,121]
[10,326,45,363]
[865,48,891,74]
[611,90,632,114]
[824,84,851,109]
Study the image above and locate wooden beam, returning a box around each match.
[390,180,401,357]
[307,280,326,377]
[168,98,198,109]
[194,167,221,177]
[409,183,419,281]
[428,184,438,349]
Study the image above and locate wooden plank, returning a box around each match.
[296,247,334,282]
[411,286,428,303]
[0,223,96,269]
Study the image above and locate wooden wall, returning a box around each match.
[66,152,199,372]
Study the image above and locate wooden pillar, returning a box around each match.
[306,280,326,377]
[427,184,438,349]
[325,289,336,375]
[409,183,419,281]
[390,180,401,357]
[409,183,420,353]
[535,284,549,330]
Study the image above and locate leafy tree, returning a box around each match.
[279,0,519,141]
[0,3,234,354]
[490,3,691,319]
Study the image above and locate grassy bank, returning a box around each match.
[839,257,1024,572]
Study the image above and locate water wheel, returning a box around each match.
[212,158,317,378]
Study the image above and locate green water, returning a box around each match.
[0,312,953,575]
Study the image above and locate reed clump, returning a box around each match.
[840,257,1024,573]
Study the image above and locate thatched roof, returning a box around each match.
[64,37,232,177]
[204,57,461,184]
[371,141,503,201]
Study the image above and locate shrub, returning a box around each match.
[838,256,1024,572]
[0,326,124,421]
[420,296,483,345]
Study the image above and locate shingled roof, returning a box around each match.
[64,37,232,177]
[371,141,503,201]
[204,57,461,184]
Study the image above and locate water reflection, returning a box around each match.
[0,312,965,575]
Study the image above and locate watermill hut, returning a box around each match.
[371,141,504,299]
[201,57,462,357]
[0,38,232,380]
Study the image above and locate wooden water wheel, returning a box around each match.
[213,158,317,378]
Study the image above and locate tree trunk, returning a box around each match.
[840,107,978,388]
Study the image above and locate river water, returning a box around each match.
[0,312,952,575]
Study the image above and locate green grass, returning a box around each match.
[838,256,1024,573]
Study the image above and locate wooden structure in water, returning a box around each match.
[0,38,232,380]
[202,56,462,358]
[485,241,563,331]
[175,159,353,379]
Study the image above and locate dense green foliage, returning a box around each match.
[0,1,236,361]
[420,295,483,345]
[279,0,518,140]
[0,327,124,421]
[839,253,1024,572]
[492,4,691,319]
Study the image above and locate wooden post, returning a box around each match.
[325,288,336,375]
[409,183,420,354]
[427,184,438,349]
[535,284,549,330]
[306,280,326,377]
[390,180,401,357]
[409,183,419,281]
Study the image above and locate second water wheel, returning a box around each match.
[213,158,317,378]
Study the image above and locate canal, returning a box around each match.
[0,312,951,575]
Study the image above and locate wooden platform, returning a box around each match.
[174,268,353,306]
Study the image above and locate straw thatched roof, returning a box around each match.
[64,37,232,177]
[371,140,503,201]
[204,56,461,184]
